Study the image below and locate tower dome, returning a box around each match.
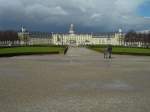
[69,24,75,34]
[119,28,122,33]
[21,26,26,33]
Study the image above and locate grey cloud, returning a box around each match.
[0,0,150,32]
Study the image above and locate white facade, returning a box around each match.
[52,33,124,46]
[18,31,52,45]
[52,33,92,46]
[52,24,124,46]
[18,24,125,46]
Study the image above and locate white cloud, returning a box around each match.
[91,13,102,19]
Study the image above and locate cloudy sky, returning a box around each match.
[0,0,150,33]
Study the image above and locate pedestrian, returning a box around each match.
[104,47,108,59]
[108,45,112,59]
[64,46,68,55]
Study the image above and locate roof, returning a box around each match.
[28,32,52,38]
[137,30,150,34]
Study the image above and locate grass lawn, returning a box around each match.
[0,46,65,57]
[88,46,150,56]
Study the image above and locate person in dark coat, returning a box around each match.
[64,46,68,55]
[107,45,112,59]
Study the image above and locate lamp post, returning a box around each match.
[51,32,53,45]
[61,35,63,46]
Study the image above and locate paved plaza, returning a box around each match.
[0,47,150,112]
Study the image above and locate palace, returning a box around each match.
[52,24,124,46]
[18,24,125,46]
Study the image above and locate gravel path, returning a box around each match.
[0,47,150,112]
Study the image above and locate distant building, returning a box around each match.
[18,28,52,45]
[18,24,125,46]
[52,24,125,46]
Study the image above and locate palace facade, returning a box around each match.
[52,24,124,46]
[18,24,125,46]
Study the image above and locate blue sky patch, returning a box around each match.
[137,1,150,17]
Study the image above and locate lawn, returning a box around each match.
[88,46,150,56]
[0,46,65,57]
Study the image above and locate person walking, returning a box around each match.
[64,46,68,55]
[104,47,108,59]
[108,45,112,59]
